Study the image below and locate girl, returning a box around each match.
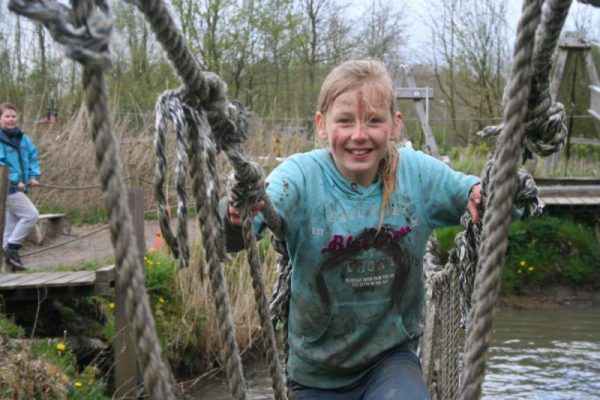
[223,60,481,399]
[0,102,41,271]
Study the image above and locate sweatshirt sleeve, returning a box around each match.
[254,156,304,241]
[413,150,479,228]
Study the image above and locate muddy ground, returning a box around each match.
[17,219,199,270]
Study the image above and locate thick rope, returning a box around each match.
[459,1,542,398]
[129,0,288,396]
[185,105,248,400]
[240,205,288,400]
[8,0,175,398]
[154,90,190,268]
[228,172,288,400]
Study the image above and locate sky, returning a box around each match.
[400,0,600,62]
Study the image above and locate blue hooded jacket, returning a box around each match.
[0,127,41,194]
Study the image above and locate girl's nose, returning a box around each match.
[352,124,367,140]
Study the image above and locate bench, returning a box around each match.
[27,213,72,245]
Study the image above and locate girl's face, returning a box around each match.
[316,84,401,187]
[0,109,19,130]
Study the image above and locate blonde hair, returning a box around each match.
[317,59,399,226]
[0,102,18,117]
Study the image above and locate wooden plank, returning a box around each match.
[95,265,115,284]
[570,137,600,146]
[395,87,434,99]
[585,53,600,86]
[40,271,95,287]
[0,273,64,289]
[535,177,600,186]
[38,213,67,220]
[558,37,593,50]
[0,273,31,286]
[404,73,440,159]
[551,50,568,98]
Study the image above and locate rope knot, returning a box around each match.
[9,0,113,69]
[522,101,567,157]
[226,162,264,211]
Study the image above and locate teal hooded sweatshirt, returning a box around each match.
[254,147,479,389]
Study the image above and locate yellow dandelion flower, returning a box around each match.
[74,381,83,388]
[159,297,165,304]
[56,343,66,351]
[517,269,522,274]
[109,302,115,310]
[528,266,534,273]
[519,260,526,267]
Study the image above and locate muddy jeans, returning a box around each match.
[3,191,39,247]
[289,349,430,400]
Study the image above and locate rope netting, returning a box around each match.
[7,0,598,399]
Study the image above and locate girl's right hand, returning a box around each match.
[229,201,264,227]
[17,182,25,192]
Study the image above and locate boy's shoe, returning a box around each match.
[4,246,25,271]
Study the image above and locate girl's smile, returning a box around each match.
[316,84,402,187]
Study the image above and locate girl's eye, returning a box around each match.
[337,118,352,125]
[368,117,384,125]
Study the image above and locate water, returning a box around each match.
[191,306,600,399]
[484,307,600,399]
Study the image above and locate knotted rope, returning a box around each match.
[130,0,286,398]
[459,0,543,398]
[8,0,175,398]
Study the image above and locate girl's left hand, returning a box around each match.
[467,184,482,224]
[29,178,39,188]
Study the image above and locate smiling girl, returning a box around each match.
[223,60,481,399]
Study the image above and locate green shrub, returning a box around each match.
[436,216,600,295]
[0,313,25,339]
[503,216,600,294]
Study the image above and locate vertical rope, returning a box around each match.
[459,1,542,398]
[240,205,287,400]
[7,0,177,397]
[185,107,248,400]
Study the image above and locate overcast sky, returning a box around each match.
[401,0,600,62]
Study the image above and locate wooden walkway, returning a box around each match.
[0,265,114,302]
[535,177,600,211]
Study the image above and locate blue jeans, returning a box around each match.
[289,349,430,400]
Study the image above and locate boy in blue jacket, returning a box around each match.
[0,102,41,271]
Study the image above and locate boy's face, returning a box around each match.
[0,109,19,130]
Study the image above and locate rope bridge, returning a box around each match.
[7,0,598,399]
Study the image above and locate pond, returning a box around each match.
[190,306,600,399]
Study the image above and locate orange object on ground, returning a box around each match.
[153,227,166,250]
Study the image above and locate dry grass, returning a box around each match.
[26,109,314,220]
[0,343,69,399]
[146,238,280,376]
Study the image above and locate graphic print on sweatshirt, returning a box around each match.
[316,226,419,314]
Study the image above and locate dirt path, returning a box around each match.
[20,220,199,270]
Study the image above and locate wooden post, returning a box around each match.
[0,166,8,273]
[395,66,441,159]
[114,164,145,399]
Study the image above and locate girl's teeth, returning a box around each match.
[350,149,368,155]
